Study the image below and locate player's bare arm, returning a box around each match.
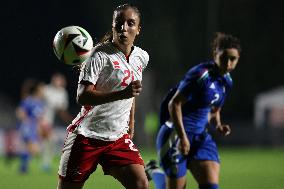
[76,80,142,106]
[168,90,190,155]
[128,99,136,139]
[210,107,231,136]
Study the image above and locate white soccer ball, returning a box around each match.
[53,26,93,65]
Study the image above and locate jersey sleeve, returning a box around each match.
[19,99,28,111]
[217,73,233,108]
[57,90,69,110]
[178,66,207,97]
[79,51,106,85]
[139,49,149,71]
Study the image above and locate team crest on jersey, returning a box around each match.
[112,61,120,69]
[137,65,142,73]
[209,83,216,89]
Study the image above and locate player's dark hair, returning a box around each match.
[211,32,241,56]
[100,31,113,43]
[74,4,141,73]
[21,79,43,99]
[100,3,141,43]
[113,3,141,24]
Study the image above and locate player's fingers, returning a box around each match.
[224,125,231,136]
[183,147,189,155]
[132,83,142,90]
[180,144,190,155]
[133,89,142,96]
[132,80,142,87]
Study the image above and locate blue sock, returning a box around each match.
[151,169,166,189]
[19,151,30,173]
[199,183,219,189]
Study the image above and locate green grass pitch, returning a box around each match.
[1,147,284,189]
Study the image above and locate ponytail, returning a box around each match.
[100,30,113,43]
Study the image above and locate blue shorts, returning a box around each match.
[18,122,39,143]
[156,123,220,178]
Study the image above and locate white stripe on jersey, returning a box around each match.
[71,42,149,141]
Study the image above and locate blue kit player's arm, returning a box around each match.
[209,73,233,136]
[209,107,231,136]
[167,66,202,155]
[168,90,190,155]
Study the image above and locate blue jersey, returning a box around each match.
[18,96,45,142]
[159,61,233,134]
[19,96,44,122]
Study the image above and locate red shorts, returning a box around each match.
[58,132,144,182]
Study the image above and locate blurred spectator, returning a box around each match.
[254,86,284,128]
[0,94,19,163]
[3,128,19,165]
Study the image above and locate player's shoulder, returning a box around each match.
[132,46,149,62]
[85,42,112,65]
[185,61,213,81]
[133,46,149,56]
[223,73,233,87]
[90,42,112,56]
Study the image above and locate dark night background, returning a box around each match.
[1,0,284,125]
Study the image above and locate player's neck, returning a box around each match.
[112,42,133,57]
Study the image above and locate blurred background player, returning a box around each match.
[40,72,73,172]
[16,79,45,173]
[57,3,149,189]
[146,32,241,189]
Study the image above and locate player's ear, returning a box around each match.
[213,49,217,59]
[136,26,141,36]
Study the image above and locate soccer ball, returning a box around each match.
[53,26,93,65]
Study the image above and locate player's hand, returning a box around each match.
[124,80,142,98]
[179,136,190,155]
[216,124,231,136]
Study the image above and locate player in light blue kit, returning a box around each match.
[146,32,241,189]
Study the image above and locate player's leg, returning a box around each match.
[57,180,84,189]
[104,134,148,189]
[188,132,220,189]
[156,123,188,189]
[145,159,166,189]
[27,141,40,156]
[19,145,30,173]
[145,160,187,189]
[41,137,52,171]
[57,133,101,189]
[167,176,187,189]
[39,123,54,171]
[109,164,148,189]
[188,160,219,189]
[19,134,39,173]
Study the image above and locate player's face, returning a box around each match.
[52,75,66,88]
[35,84,45,98]
[214,48,240,75]
[112,8,141,47]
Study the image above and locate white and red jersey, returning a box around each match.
[68,42,149,141]
[43,84,69,125]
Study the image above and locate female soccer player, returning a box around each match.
[146,32,241,189]
[57,4,149,189]
[16,79,45,173]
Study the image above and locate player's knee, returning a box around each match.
[135,177,149,189]
[199,183,219,189]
